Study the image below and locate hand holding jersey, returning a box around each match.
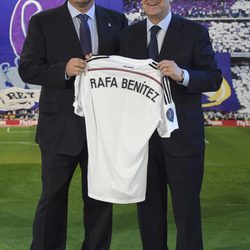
[65,53,93,78]
[74,55,178,204]
[66,58,87,77]
[158,60,184,83]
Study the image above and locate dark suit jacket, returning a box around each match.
[120,13,222,157]
[19,1,128,155]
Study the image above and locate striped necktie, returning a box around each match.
[78,14,92,57]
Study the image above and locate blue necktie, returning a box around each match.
[148,25,161,61]
[78,14,92,57]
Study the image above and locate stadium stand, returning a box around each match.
[171,0,235,18]
[231,62,250,113]
[124,0,250,18]
[231,0,250,17]
[209,21,249,53]
[0,108,39,120]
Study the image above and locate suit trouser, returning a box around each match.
[138,133,204,250]
[30,148,112,250]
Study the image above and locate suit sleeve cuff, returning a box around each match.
[65,72,71,80]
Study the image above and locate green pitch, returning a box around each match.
[0,126,250,249]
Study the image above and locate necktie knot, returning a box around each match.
[78,14,89,23]
[150,25,161,37]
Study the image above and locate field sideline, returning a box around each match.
[0,126,250,249]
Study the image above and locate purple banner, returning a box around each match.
[202,53,240,111]
[96,0,123,12]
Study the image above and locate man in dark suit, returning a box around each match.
[18,1,127,249]
[120,0,222,249]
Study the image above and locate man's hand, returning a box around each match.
[66,58,87,78]
[158,60,183,82]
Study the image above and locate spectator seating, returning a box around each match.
[231,63,250,113]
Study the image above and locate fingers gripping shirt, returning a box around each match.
[73,55,178,204]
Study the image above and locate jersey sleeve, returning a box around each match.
[73,74,85,117]
[157,77,179,138]
[157,101,179,138]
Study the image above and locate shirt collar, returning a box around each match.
[67,1,96,20]
[147,11,172,33]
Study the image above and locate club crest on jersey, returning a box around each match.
[166,108,174,122]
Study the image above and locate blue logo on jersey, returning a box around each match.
[166,108,174,122]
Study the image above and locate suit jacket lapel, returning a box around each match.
[95,6,114,54]
[159,13,182,60]
[127,19,148,59]
[57,2,82,56]
[137,20,149,59]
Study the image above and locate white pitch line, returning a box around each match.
[6,131,32,133]
[6,127,35,133]
[19,142,37,146]
[205,139,210,144]
[0,141,37,146]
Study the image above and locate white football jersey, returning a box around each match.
[74,55,178,204]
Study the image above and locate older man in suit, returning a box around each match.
[18,0,127,249]
[120,0,222,249]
